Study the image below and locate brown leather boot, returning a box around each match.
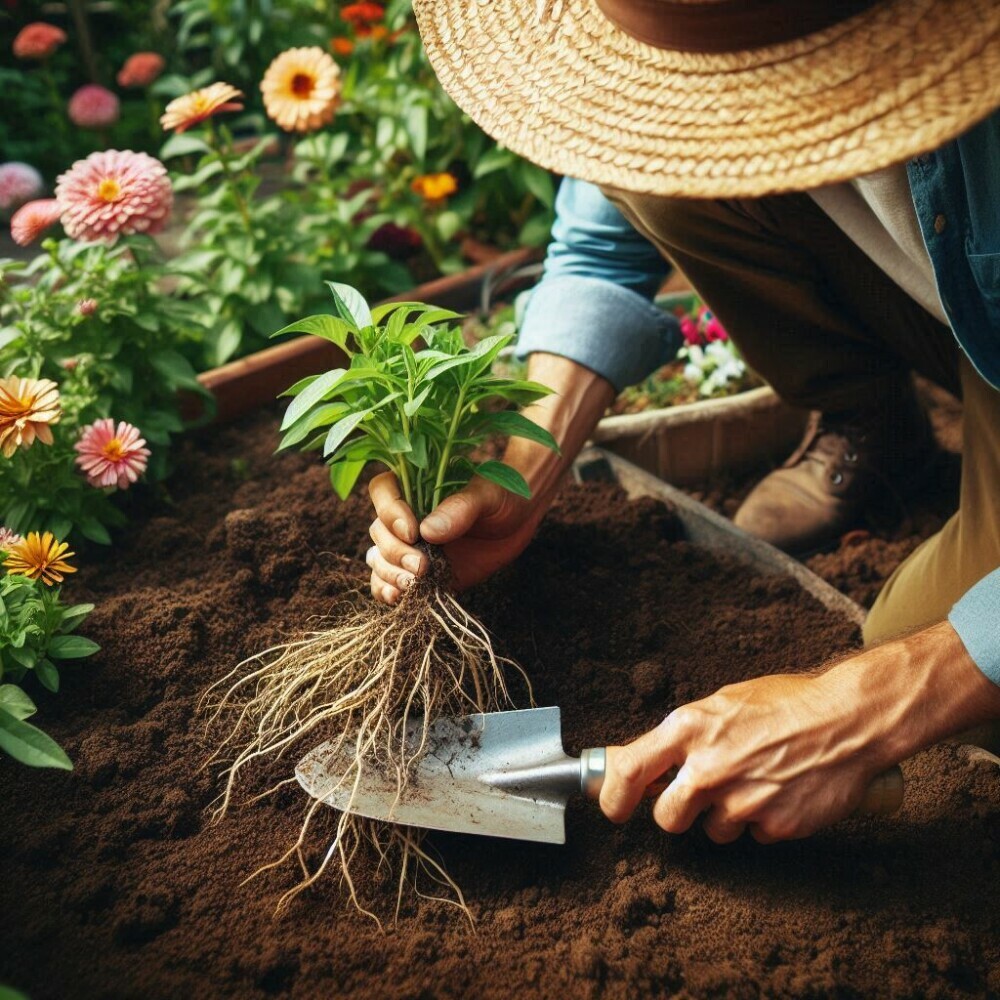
[734,392,936,554]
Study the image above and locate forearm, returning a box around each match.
[824,620,1000,771]
[503,351,614,513]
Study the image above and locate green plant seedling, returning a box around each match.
[203,284,555,924]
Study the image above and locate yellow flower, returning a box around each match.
[5,531,76,586]
[0,376,60,458]
[261,47,341,134]
[160,82,244,133]
[411,172,458,202]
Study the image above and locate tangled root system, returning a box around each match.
[202,564,529,923]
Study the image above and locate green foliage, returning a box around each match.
[0,571,99,770]
[0,238,210,542]
[277,284,558,517]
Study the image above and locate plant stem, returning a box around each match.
[210,123,253,233]
[431,383,465,510]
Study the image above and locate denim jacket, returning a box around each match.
[517,113,1000,685]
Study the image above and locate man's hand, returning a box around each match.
[367,471,541,602]
[600,621,1000,843]
[366,352,615,604]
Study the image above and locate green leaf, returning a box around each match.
[329,459,367,501]
[280,368,346,430]
[480,411,560,453]
[407,434,428,470]
[322,411,366,457]
[0,706,72,769]
[279,374,318,398]
[0,684,36,721]
[160,133,212,158]
[403,385,432,417]
[35,658,59,693]
[388,431,412,454]
[59,603,95,631]
[7,646,35,672]
[0,984,30,1000]
[475,460,532,499]
[270,314,353,349]
[326,283,373,330]
[404,104,428,161]
[520,163,556,209]
[472,145,513,178]
[150,349,201,390]
[78,518,112,546]
[47,635,100,660]
[278,402,350,451]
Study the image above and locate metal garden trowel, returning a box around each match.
[295,707,905,845]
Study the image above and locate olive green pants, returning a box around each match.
[606,189,1000,645]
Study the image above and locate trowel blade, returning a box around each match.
[295,706,572,844]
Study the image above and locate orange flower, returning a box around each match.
[0,376,60,458]
[160,82,244,134]
[330,37,354,56]
[411,172,458,202]
[261,47,340,134]
[4,531,76,586]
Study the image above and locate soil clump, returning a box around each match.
[2,406,998,999]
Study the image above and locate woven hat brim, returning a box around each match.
[414,0,1000,198]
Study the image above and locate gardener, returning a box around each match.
[367,0,1000,845]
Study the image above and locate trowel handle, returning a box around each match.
[579,749,904,817]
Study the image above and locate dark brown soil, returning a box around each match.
[3,407,999,1000]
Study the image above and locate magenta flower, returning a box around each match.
[55,150,172,245]
[0,162,44,213]
[76,298,97,316]
[67,85,121,130]
[680,317,701,347]
[10,198,62,246]
[74,418,150,490]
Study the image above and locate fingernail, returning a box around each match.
[394,518,413,542]
[402,554,421,574]
[399,573,415,590]
[422,513,449,535]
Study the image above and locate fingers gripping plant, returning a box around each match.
[204,284,557,921]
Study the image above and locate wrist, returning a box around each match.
[503,352,615,506]
[822,621,1000,769]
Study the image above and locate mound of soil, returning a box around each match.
[2,408,998,999]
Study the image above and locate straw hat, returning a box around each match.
[413,0,1000,197]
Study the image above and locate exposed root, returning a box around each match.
[202,574,529,924]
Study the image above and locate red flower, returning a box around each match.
[12,21,66,60]
[117,52,166,89]
[367,222,422,260]
[341,2,384,26]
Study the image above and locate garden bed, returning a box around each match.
[2,407,998,999]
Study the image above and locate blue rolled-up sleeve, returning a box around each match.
[515,177,679,392]
[949,567,1000,685]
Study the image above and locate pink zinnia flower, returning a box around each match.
[56,150,172,244]
[10,198,62,246]
[12,22,66,60]
[76,298,97,316]
[0,162,44,213]
[74,418,150,490]
[0,527,23,551]
[68,85,120,129]
[117,52,165,88]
